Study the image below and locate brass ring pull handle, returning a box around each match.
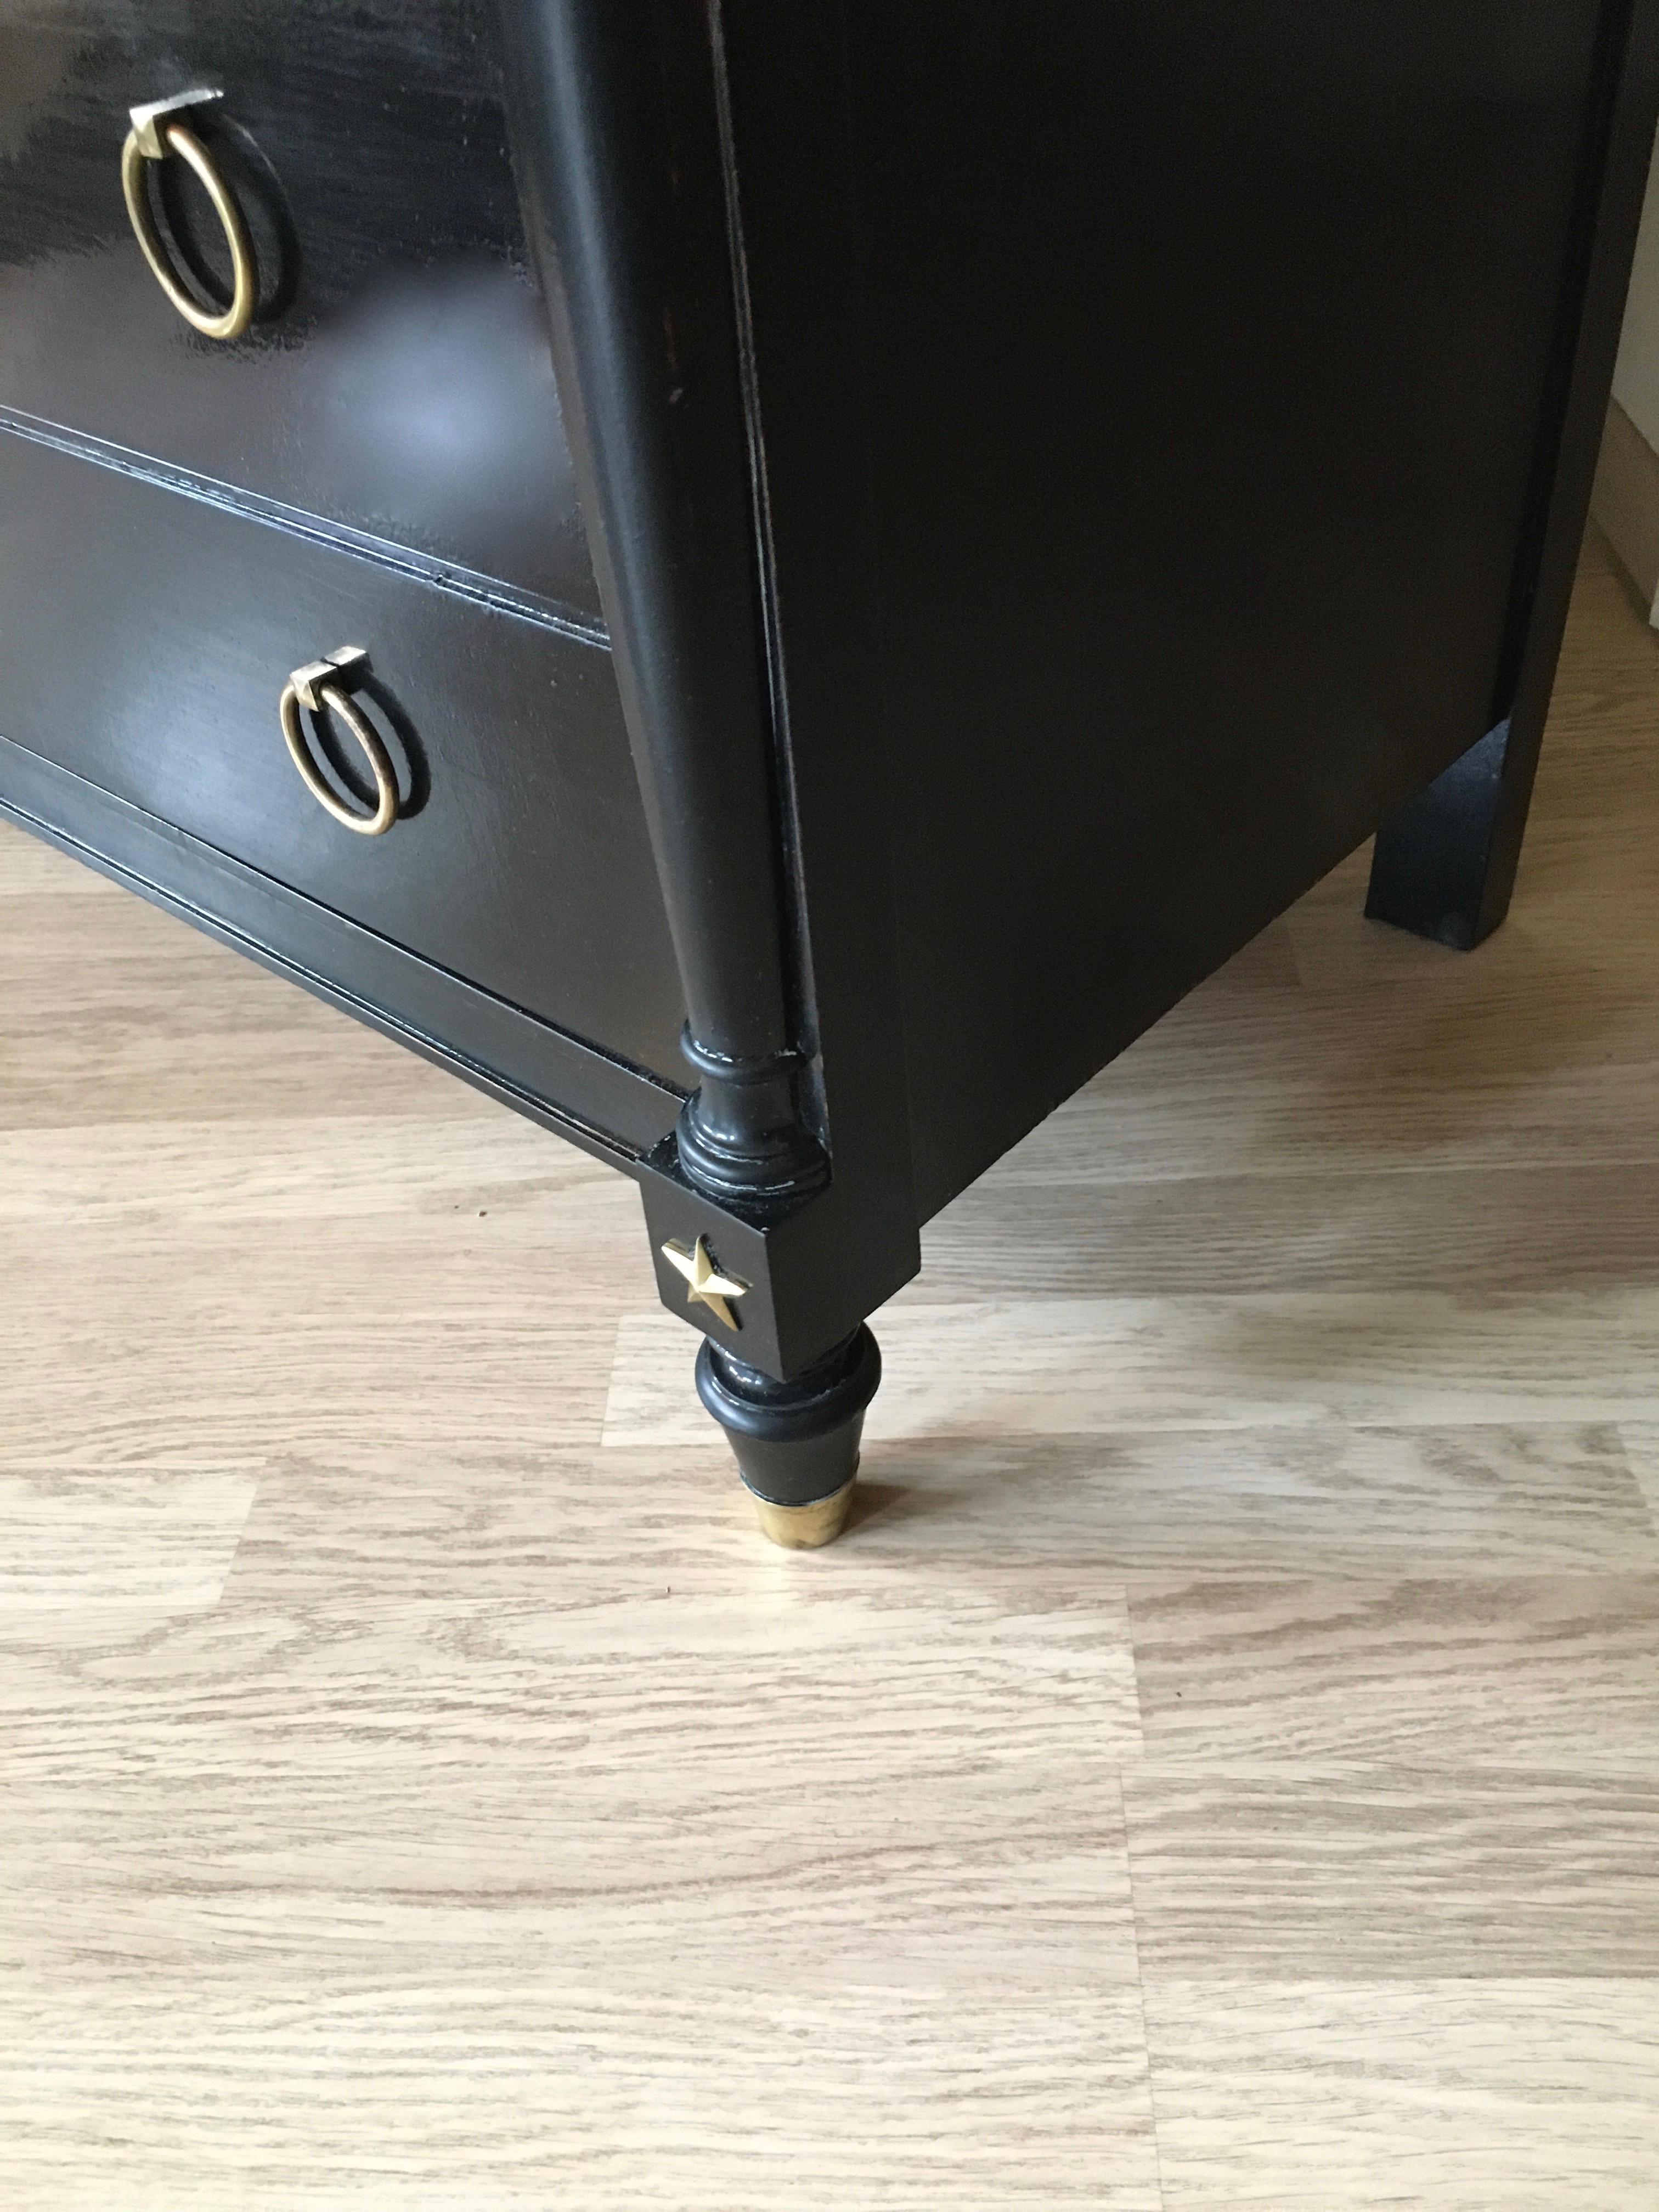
[121,90,255,341]
[279,648,400,838]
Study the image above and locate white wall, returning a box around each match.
[1612,124,1659,452]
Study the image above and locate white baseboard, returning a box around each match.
[1590,398,1659,624]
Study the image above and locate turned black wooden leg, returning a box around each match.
[696,1325,882,1548]
[1364,717,1543,951]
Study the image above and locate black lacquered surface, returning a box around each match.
[824,0,1607,1212]
[0,430,685,1080]
[0,0,600,616]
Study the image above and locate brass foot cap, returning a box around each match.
[747,1476,856,1549]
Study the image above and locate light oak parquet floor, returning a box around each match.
[3,528,1659,2206]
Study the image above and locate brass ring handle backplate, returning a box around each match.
[121,89,255,340]
[279,648,400,837]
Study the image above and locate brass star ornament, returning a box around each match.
[661,1234,749,1331]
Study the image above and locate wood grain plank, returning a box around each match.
[0,1020,489,1131]
[911,1163,1659,1295]
[1619,1423,1659,1525]
[0,1226,622,1459]
[1127,1573,1659,1767]
[1123,1768,1659,1977]
[0,1115,623,1221]
[0,1978,1161,2212]
[609,1292,1659,1443]
[0,1466,259,1612]
[0,821,123,895]
[0,1751,1140,1995]
[973,1040,1659,1188]
[0,1583,1141,1812]
[218,1444,751,1603]
[0,953,489,1131]
[848,1425,1655,1576]
[1143,1977,1659,2209]
[216,1425,1658,1594]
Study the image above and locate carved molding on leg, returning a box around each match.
[695,1323,882,1548]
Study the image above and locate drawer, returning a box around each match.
[0,0,598,619]
[0,428,686,1085]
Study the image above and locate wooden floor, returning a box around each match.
[4,528,1659,2207]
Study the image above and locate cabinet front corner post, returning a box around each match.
[500,0,882,1539]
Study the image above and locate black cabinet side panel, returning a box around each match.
[844,0,1611,1216]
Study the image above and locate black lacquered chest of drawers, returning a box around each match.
[1,0,1654,1543]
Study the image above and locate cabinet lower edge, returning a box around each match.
[0,734,685,1172]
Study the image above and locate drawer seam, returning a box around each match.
[0,406,611,650]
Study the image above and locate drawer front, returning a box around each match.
[0,0,599,619]
[0,429,686,1086]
